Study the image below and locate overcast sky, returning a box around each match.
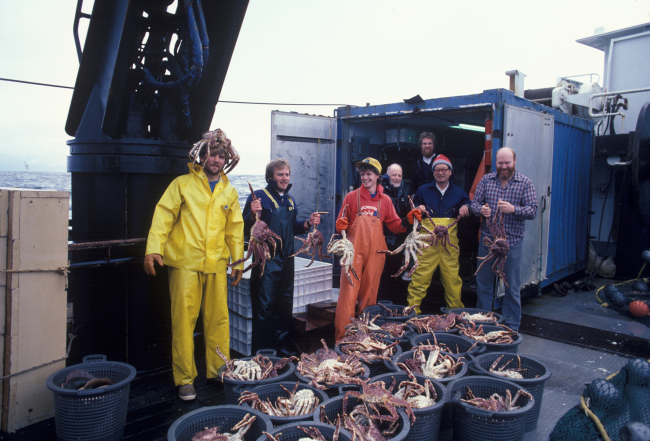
[1,0,649,173]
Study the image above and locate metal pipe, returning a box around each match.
[68,238,146,250]
[589,87,650,132]
[561,73,601,84]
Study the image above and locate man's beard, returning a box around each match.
[499,167,515,179]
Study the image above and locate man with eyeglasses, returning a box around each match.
[407,154,470,312]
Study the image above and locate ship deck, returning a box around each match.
[4,276,649,441]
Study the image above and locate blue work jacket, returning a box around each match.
[242,180,308,238]
[413,181,471,219]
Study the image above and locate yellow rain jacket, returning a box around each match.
[145,164,244,386]
[145,164,244,271]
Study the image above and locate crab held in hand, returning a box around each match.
[377,196,433,278]
[291,212,332,267]
[475,207,510,287]
[327,205,359,287]
[427,215,461,256]
[228,183,282,276]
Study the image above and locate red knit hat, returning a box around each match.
[432,154,452,170]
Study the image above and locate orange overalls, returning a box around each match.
[334,190,388,341]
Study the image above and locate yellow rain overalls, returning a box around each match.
[145,164,244,386]
[407,217,465,313]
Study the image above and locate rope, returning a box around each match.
[0,333,76,380]
[580,395,611,441]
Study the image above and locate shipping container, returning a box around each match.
[271,88,594,292]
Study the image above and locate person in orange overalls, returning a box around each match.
[333,157,421,341]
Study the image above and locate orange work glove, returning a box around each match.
[336,217,349,232]
[407,209,422,224]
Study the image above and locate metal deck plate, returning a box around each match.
[520,314,649,358]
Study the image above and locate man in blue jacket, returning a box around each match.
[242,158,320,355]
[408,155,470,312]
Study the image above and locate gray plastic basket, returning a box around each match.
[240,381,330,427]
[46,354,136,441]
[218,349,297,405]
[255,422,354,441]
[168,405,273,441]
[469,353,551,432]
[447,375,534,441]
[370,372,448,441]
[314,393,411,441]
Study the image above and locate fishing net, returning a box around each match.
[550,358,650,441]
[596,278,650,327]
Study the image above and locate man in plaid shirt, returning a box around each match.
[470,147,538,331]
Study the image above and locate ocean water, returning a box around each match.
[0,171,266,215]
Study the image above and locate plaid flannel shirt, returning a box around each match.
[470,171,538,246]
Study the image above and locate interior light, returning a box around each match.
[449,124,485,132]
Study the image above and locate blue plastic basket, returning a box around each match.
[255,422,354,441]
[370,372,448,441]
[168,405,273,441]
[46,355,136,441]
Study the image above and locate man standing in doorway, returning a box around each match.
[408,155,470,312]
[242,159,322,355]
[410,132,443,196]
[144,129,244,401]
[470,147,537,331]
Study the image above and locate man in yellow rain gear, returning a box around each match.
[408,154,470,313]
[143,129,244,401]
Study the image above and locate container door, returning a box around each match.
[502,105,554,288]
[270,111,337,258]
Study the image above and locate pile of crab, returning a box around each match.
[461,386,533,412]
[239,381,320,418]
[412,333,478,357]
[320,378,422,441]
[336,332,399,364]
[406,313,462,333]
[396,347,465,381]
[216,346,296,381]
[376,303,418,319]
[296,340,367,390]
[345,313,408,340]
[457,323,518,345]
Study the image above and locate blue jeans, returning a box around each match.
[475,235,523,331]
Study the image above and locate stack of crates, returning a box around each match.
[227,257,333,355]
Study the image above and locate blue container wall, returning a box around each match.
[544,120,593,285]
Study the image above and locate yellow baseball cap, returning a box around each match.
[355,157,382,175]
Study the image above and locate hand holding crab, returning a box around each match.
[377,196,433,278]
[228,183,282,276]
[475,206,510,286]
[327,205,360,286]
[291,212,332,267]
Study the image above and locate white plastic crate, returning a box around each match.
[227,269,253,318]
[227,257,334,315]
[229,309,253,356]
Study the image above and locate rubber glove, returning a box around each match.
[336,217,349,232]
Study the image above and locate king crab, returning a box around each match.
[188,128,240,175]
[239,381,320,417]
[457,323,517,344]
[426,213,461,256]
[406,313,461,333]
[337,333,399,363]
[327,205,360,286]
[216,346,296,381]
[190,413,256,441]
[378,303,418,318]
[461,387,533,411]
[488,355,530,379]
[342,380,416,425]
[389,370,438,409]
[291,212,332,267]
[296,340,366,390]
[228,183,283,276]
[345,313,383,335]
[475,207,510,286]
[377,196,433,278]
[397,348,465,380]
